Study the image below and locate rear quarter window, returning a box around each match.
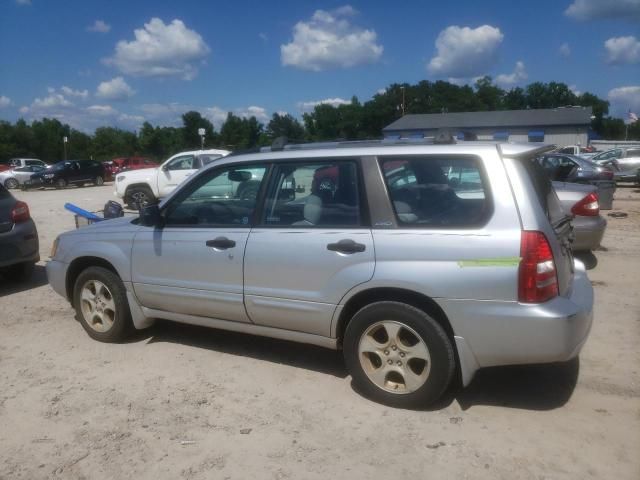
[380,156,491,228]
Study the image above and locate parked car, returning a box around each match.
[111,156,158,175]
[555,145,597,158]
[114,149,230,208]
[552,182,606,252]
[0,184,39,281]
[536,153,616,209]
[0,158,47,173]
[0,165,47,189]
[591,147,640,182]
[24,160,105,189]
[48,137,594,408]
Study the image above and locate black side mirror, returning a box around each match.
[139,203,162,227]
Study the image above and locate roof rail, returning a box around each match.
[260,129,457,153]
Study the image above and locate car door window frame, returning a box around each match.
[254,157,370,229]
[160,161,271,228]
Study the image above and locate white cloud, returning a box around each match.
[32,93,73,109]
[19,106,28,114]
[604,36,640,64]
[608,86,640,116]
[204,105,270,128]
[105,18,210,80]
[281,6,383,71]
[61,86,89,99]
[87,20,111,33]
[259,32,268,42]
[87,105,118,117]
[565,0,640,21]
[96,77,135,101]
[559,43,571,57]
[297,97,351,112]
[0,96,12,108]
[118,114,145,129]
[16,0,31,6]
[569,84,582,96]
[427,25,504,78]
[495,61,528,87]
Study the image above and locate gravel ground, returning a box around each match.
[1,183,639,480]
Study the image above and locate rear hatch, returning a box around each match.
[520,158,575,297]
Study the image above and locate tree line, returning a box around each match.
[1,78,638,164]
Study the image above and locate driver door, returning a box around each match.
[157,154,197,197]
[131,163,268,323]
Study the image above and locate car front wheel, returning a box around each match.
[73,266,133,342]
[55,178,67,189]
[127,186,155,210]
[344,301,455,408]
[4,178,18,189]
[94,175,104,186]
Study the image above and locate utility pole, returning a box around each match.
[63,136,68,160]
[400,86,406,116]
[198,128,205,149]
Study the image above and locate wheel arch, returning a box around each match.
[65,256,120,301]
[124,182,154,197]
[334,287,455,343]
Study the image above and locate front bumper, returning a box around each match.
[440,259,593,371]
[0,220,40,268]
[46,259,68,299]
[572,215,607,252]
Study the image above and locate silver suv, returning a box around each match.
[47,138,594,408]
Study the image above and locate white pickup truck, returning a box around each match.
[114,149,230,208]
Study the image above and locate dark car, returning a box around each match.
[0,184,39,281]
[25,160,106,189]
[536,154,616,209]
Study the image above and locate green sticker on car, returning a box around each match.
[457,257,521,267]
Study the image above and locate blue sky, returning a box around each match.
[0,0,639,132]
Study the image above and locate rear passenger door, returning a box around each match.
[243,159,374,337]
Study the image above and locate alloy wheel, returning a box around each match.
[80,280,117,333]
[358,320,431,394]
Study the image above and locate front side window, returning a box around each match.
[163,164,267,227]
[166,155,196,171]
[381,156,490,227]
[262,161,362,227]
[199,154,223,167]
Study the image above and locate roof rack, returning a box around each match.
[262,129,457,153]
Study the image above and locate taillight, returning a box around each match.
[518,231,559,303]
[571,192,599,217]
[11,201,30,223]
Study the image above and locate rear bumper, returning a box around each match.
[0,220,40,268]
[572,215,606,251]
[440,260,593,378]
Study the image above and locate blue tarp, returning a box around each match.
[493,131,509,140]
[528,130,545,142]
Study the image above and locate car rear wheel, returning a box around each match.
[126,186,155,210]
[73,266,133,342]
[4,178,18,189]
[344,301,454,408]
[94,175,104,186]
[55,178,67,189]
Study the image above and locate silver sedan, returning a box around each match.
[0,165,47,189]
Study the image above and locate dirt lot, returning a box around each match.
[1,183,639,480]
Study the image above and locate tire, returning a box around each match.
[5,262,34,282]
[343,301,454,408]
[94,175,104,186]
[55,178,67,189]
[73,266,133,342]
[126,186,155,210]
[4,178,18,189]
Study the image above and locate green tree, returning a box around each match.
[181,111,216,149]
[265,113,306,141]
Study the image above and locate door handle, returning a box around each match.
[206,237,236,250]
[327,239,366,254]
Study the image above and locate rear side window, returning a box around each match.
[380,156,490,227]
